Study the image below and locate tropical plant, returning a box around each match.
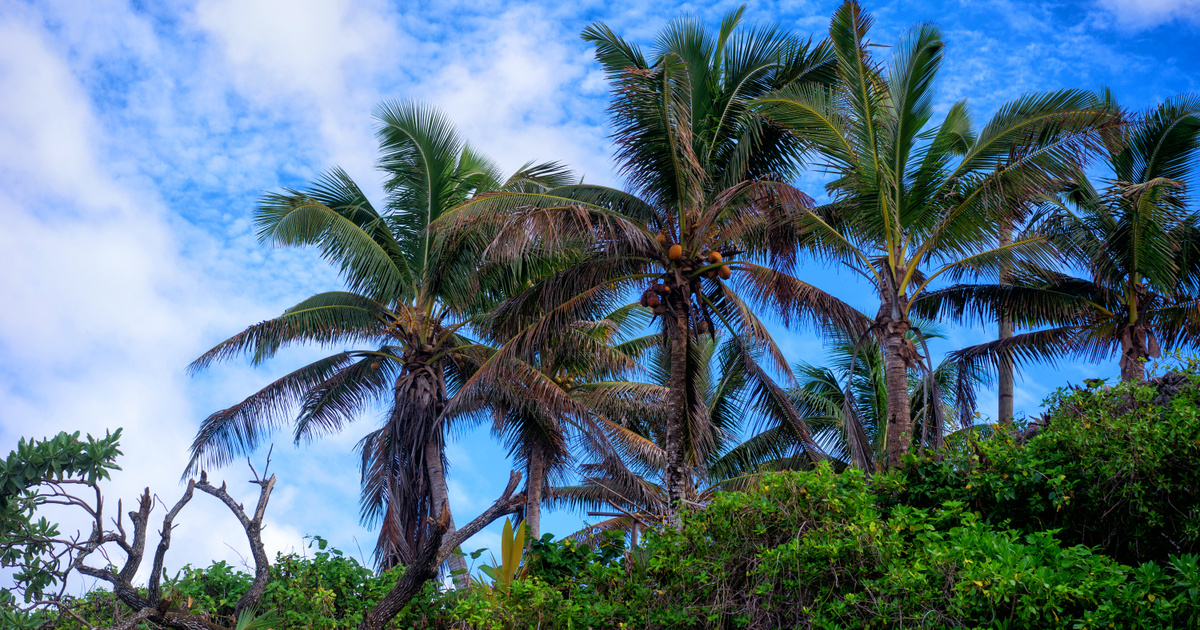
[752,0,1116,466]
[478,518,526,586]
[712,323,984,474]
[447,304,655,539]
[926,95,1200,383]
[436,5,863,525]
[553,332,834,535]
[185,100,572,575]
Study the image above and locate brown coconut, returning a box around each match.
[655,283,671,295]
[718,265,732,279]
[655,234,667,245]
[646,294,661,308]
[668,244,683,260]
[707,251,723,264]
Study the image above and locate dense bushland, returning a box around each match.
[28,374,1200,629]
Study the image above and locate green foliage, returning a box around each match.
[477,518,525,586]
[897,373,1200,564]
[0,429,122,602]
[0,429,122,503]
[47,538,403,630]
[524,530,626,584]
[621,466,1200,629]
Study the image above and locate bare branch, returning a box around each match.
[148,479,196,602]
[437,470,524,565]
[195,469,276,614]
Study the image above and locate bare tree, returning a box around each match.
[0,431,277,630]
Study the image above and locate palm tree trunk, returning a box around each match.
[525,447,544,542]
[882,331,913,468]
[663,302,691,528]
[998,221,1014,425]
[424,439,469,588]
[1119,326,1148,381]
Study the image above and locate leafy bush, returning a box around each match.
[18,374,1200,628]
[49,537,403,630]
[631,466,1195,629]
[897,372,1200,564]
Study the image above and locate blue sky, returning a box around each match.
[1,0,1198,587]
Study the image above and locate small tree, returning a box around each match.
[0,430,277,630]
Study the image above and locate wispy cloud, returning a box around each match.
[1094,0,1200,30]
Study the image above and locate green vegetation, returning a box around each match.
[22,374,1200,628]
[5,1,1200,628]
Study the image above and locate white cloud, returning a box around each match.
[194,0,407,185]
[418,6,613,184]
[1095,0,1200,29]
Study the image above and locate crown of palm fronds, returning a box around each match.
[919,94,1200,383]
[188,101,573,568]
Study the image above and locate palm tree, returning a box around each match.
[435,6,863,524]
[446,305,656,540]
[928,95,1200,385]
[186,101,571,574]
[553,333,823,533]
[752,0,1116,467]
[561,324,983,540]
[712,324,982,474]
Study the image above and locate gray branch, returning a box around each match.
[195,470,276,614]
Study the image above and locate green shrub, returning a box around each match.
[897,372,1200,564]
[19,373,1200,629]
[630,466,1200,629]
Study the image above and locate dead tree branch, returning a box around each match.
[195,470,276,615]
[359,471,525,630]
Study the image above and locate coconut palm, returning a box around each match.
[185,101,572,574]
[435,6,864,524]
[552,333,824,533]
[711,324,983,475]
[752,0,1116,467]
[926,95,1200,385]
[446,305,657,540]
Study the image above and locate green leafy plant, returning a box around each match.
[479,518,526,586]
[0,429,122,602]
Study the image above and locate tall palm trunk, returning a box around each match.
[424,438,469,587]
[879,281,914,468]
[882,330,913,468]
[404,360,469,587]
[1119,324,1150,382]
[662,292,692,527]
[524,447,544,541]
[998,222,1014,425]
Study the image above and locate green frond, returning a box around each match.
[189,292,388,371]
[185,353,356,476]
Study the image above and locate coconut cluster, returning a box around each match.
[654,234,734,281]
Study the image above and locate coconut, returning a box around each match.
[668,244,683,260]
[718,265,732,280]
[705,269,718,279]
[655,234,667,245]
[370,361,381,371]
[707,251,723,264]
[646,294,661,308]
[655,283,671,295]
[639,293,650,307]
